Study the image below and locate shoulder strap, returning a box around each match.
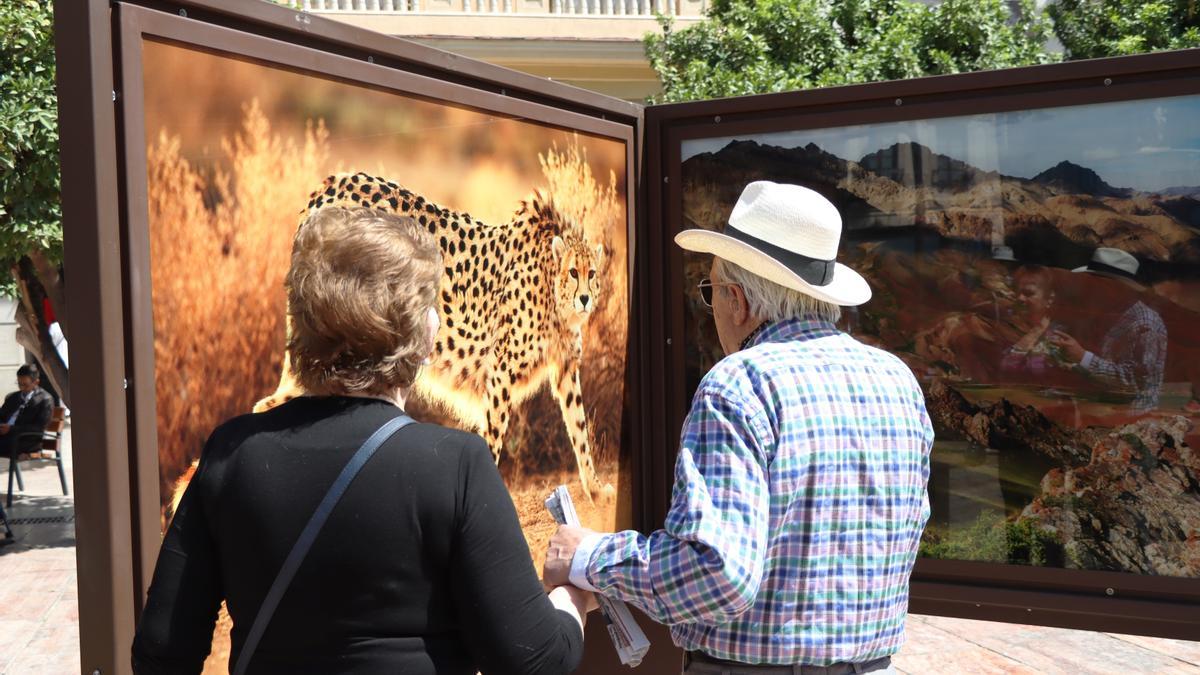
[232,413,416,675]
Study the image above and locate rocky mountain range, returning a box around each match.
[858,141,1002,192]
[682,139,1200,266]
[1162,185,1200,200]
[1030,160,1131,198]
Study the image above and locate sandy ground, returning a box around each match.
[510,466,628,575]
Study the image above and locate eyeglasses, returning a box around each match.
[697,279,739,309]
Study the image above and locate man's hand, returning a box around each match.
[0,424,10,435]
[543,524,598,588]
[1047,330,1086,364]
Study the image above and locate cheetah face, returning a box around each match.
[551,234,605,327]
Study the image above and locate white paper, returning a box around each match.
[545,486,650,667]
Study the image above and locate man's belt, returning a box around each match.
[685,650,892,675]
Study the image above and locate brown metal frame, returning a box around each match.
[646,49,1200,640]
[113,1,642,596]
[60,1,657,672]
[55,2,141,673]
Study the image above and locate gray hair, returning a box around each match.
[715,258,841,323]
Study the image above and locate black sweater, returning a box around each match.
[132,396,582,674]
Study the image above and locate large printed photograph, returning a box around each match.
[139,39,631,670]
[680,94,1200,579]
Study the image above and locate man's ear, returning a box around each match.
[729,285,752,327]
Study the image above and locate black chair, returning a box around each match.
[6,407,68,508]
[0,499,13,543]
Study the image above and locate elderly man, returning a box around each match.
[544,181,932,674]
[1046,247,1166,415]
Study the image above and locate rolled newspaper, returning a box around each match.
[545,485,650,667]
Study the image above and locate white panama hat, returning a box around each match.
[1072,247,1140,281]
[674,181,871,306]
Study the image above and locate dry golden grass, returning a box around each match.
[149,101,330,508]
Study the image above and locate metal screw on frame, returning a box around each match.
[1104,78,1113,86]
[367,56,375,64]
[179,8,187,17]
[666,338,672,345]
[123,378,129,390]
[111,90,117,102]
[501,88,507,96]
[714,115,721,123]
[92,670,101,675]
[895,98,903,106]
[1105,587,1115,596]
[663,176,669,183]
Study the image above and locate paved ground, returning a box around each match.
[1,425,1198,674]
[1,424,79,675]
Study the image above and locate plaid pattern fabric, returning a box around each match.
[1079,300,1166,413]
[580,318,932,666]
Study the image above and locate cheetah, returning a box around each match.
[255,172,613,500]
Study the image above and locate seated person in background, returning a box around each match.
[0,364,54,460]
[1047,248,1167,415]
[133,207,591,675]
[1000,265,1066,378]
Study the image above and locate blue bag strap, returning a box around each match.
[232,413,416,675]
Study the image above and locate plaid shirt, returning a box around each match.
[1079,300,1166,413]
[570,318,932,666]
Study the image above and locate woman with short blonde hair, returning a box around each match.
[134,208,591,674]
[287,207,442,396]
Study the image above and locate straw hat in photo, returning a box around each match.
[1073,247,1141,284]
[674,181,871,306]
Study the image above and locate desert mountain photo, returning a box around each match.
[681,134,1200,577]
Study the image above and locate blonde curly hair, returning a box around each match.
[286,207,442,396]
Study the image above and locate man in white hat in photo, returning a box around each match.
[1046,246,1167,414]
[544,181,933,674]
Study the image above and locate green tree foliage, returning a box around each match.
[645,0,1060,102]
[1049,0,1200,59]
[1,0,60,272]
[0,0,68,402]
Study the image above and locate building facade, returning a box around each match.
[285,0,707,100]
[0,299,26,387]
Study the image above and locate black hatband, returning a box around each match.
[1085,260,1137,280]
[724,224,835,287]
